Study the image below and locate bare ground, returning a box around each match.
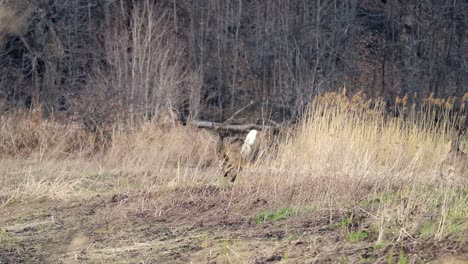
[1,186,467,264]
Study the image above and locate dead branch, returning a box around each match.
[189,120,279,132]
[224,100,254,124]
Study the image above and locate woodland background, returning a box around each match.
[1,0,467,125]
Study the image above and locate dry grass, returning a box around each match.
[0,92,467,245]
[0,113,220,205]
[0,109,95,159]
[273,92,463,181]
[244,91,467,241]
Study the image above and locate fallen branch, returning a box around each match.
[189,120,279,132]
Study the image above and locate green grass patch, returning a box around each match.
[283,233,300,241]
[221,239,232,254]
[359,255,375,263]
[0,228,19,249]
[418,222,435,239]
[330,216,353,229]
[340,256,349,263]
[253,208,295,224]
[373,242,388,250]
[387,249,394,264]
[345,230,368,242]
[446,218,468,236]
[358,191,402,207]
[387,248,408,264]
[398,250,408,264]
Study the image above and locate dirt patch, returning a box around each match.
[0,189,467,263]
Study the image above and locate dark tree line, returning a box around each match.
[187,0,467,120]
[0,0,467,123]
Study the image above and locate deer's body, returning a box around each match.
[219,129,258,182]
[440,130,468,179]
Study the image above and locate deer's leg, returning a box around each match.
[224,166,232,177]
[220,153,231,177]
[223,160,237,178]
[230,173,237,182]
[229,163,244,182]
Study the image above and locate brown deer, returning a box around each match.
[217,129,258,182]
[441,117,467,178]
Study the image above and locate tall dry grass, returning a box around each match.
[0,109,95,159]
[0,91,466,240]
[272,91,462,180]
[241,91,466,203]
[0,110,221,206]
[103,122,219,182]
[234,91,467,241]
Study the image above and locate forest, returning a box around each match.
[1,0,466,123]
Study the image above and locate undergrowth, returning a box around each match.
[0,91,467,243]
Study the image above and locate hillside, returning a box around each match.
[1,0,467,122]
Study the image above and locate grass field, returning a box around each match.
[0,93,467,263]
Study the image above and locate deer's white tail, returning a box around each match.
[241,129,258,157]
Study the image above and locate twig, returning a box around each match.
[224,100,255,124]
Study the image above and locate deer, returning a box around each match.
[217,129,258,182]
[440,116,467,178]
[188,100,278,182]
